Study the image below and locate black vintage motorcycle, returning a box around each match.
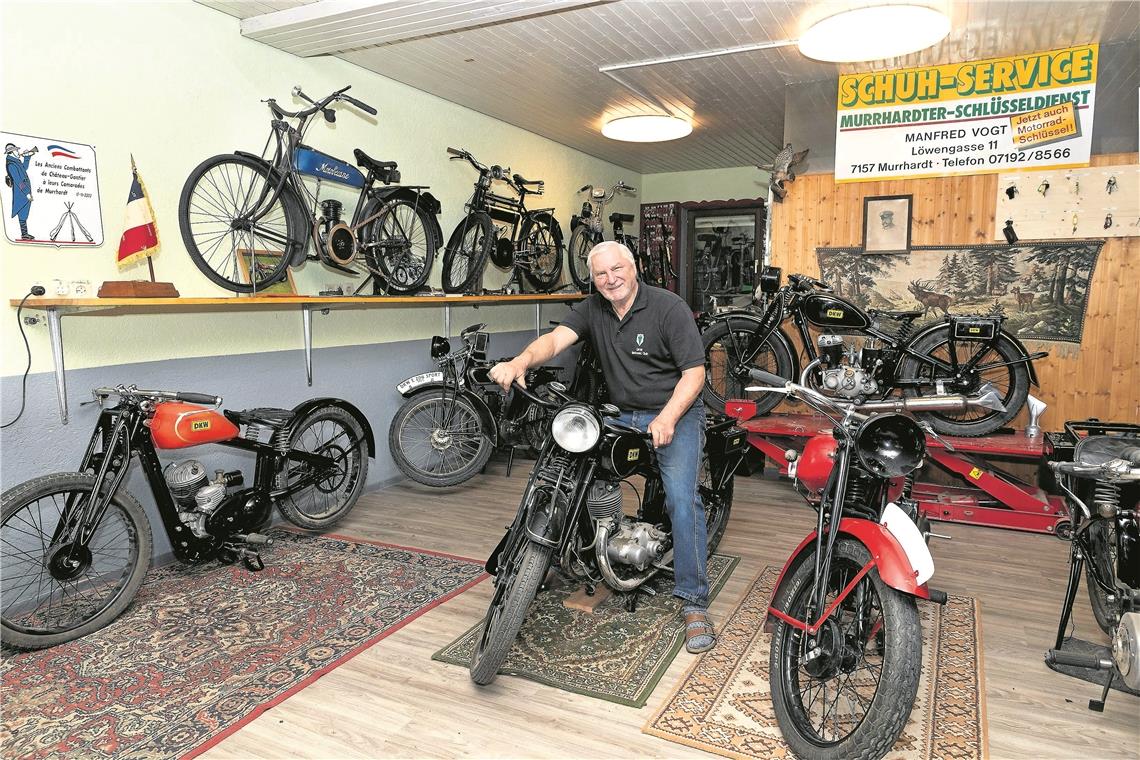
[1045,420,1140,710]
[749,368,946,760]
[469,383,748,684]
[389,323,565,487]
[441,148,563,294]
[1,385,373,649]
[701,267,1046,436]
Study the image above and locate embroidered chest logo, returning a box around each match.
[631,332,649,357]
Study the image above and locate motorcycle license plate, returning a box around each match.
[952,319,997,341]
[396,371,444,394]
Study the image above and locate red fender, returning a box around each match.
[765,517,930,631]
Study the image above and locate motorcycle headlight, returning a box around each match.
[551,404,601,453]
[854,413,926,478]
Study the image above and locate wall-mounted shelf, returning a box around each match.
[10,292,584,424]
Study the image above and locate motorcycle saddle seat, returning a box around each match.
[225,407,295,429]
[1074,435,1140,468]
[352,148,397,173]
[871,308,924,321]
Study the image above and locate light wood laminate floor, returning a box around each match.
[202,457,1139,760]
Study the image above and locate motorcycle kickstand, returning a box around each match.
[624,585,657,613]
[506,446,516,477]
[1089,675,1113,713]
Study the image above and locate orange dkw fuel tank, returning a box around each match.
[147,402,240,449]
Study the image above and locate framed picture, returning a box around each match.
[862,195,912,253]
[236,249,297,296]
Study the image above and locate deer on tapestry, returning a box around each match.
[907,280,953,317]
[1010,286,1035,311]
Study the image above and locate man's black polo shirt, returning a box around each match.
[560,283,703,411]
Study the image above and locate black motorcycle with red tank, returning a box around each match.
[701,267,1045,437]
[468,381,748,685]
[746,367,946,760]
[1,385,373,649]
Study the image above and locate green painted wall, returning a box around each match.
[0,2,640,375]
[641,166,769,204]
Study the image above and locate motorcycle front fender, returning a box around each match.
[704,311,800,381]
[765,516,933,631]
[234,150,310,265]
[288,397,376,459]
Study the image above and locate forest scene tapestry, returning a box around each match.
[816,242,1103,345]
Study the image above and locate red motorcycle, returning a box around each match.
[1,385,373,649]
[744,369,948,760]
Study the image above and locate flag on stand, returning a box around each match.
[117,157,159,268]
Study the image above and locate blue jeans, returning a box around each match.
[617,404,709,608]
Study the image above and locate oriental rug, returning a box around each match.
[643,567,988,759]
[1,529,485,759]
[433,553,739,707]
[817,242,1102,347]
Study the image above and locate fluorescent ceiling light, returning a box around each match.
[602,115,693,142]
[798,5,951,62]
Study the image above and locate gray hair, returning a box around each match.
[586,240,637,278]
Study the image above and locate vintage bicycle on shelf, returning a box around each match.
[566,180,637,292]
[178,85,443,295]
[441,148,563,295]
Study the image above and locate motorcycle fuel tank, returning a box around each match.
[795,433,838,494]
[148,402,240,449]
[293,147,366,189]
[802,294,871,329]
[600,431,651,478]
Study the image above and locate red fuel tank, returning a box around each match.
[796,433,838,494]
[147,402,240,449]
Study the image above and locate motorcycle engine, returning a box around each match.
[816,333,881,399]
[164,460,243,538]
[586,481,668,571]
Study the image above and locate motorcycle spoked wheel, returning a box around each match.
[1085,520,1120,634]
[276,406,369,530]
[898,328,1029,437]
[1,473,152,650]
[469,536,554,685]
[769,538,922,760]
[700,320,794,418]
[388,390,493,487]
[699,467,734,555]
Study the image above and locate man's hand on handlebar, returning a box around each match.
[489,359,528,392]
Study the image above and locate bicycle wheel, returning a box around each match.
[361,196,437,295]
[388,390,494,487]
[442,212,493,294]
[701,319,794,416]
[276,406,369,530]
[567,225,595,292]
[179,153,303,293]
[2,472,152,649]
[519,212,564,291]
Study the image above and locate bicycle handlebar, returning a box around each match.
[92,385,222,406]
[268,85,376,121]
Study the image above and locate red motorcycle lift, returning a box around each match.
[729,409,1068,534]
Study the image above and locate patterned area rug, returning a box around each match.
[644,567,988,759]
[433,553,739,707]
[1,529,485,759]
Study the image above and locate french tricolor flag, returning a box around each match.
[117,157,159,267]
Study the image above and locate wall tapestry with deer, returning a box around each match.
[816,242,1103,347]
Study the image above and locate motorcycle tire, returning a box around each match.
[389,390,494,487]
[1085,520,1119,634]
[442,212,493,294]
[566,225,595,292]
[769,537,922,760]
[899,327,1029,437]
[1,472,152,650]
[701,319,794,418]
[360,196,438,295]
[519,212,564,292]
[470,540,553,685]
[700,461,733,554]
[179,153,303,293]
[276,406,369,530]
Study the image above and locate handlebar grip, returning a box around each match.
[748,368,788,387]
[343,94,377,116]
[176,392,222,406]
[446,147,463,156]
[579,185,591,192]
[1046,650,1112,670]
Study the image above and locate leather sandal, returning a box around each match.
[683,609,717,653]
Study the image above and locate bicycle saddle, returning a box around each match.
[1074,435,1140,469]
[512,173,542,186]
[353,148,397,173]
[869,308,924,321]
[609,212,635,224]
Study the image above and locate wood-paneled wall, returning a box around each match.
[769,153,1139,427]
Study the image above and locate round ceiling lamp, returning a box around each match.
[798,4,951,62]
[602,114,693,142]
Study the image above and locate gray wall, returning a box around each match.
[0,329,559,564]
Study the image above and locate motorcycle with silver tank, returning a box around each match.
[1,385,373,649]
[746,367,947,760]
[469,381,748,685]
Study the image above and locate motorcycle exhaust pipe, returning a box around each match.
[855,384,1007,415]
[594,521,659,591]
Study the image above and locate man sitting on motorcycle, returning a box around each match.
[489,241,716,653]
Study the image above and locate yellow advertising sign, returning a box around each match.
[1009,101,1080,147]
